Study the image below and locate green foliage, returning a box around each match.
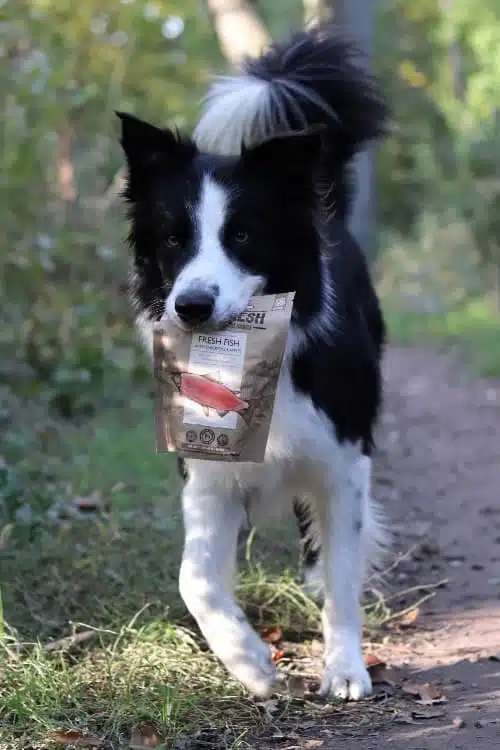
[1,0,498,432]
[375,0,500,303]
[0,0,223,425]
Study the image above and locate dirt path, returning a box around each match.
[281,346,500,750]
[339,346,500,748]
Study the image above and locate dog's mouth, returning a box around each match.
[161,311,238,334]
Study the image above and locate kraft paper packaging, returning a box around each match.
[153,292,295,463]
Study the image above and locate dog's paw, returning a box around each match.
[319,644,372,701]
[230,630,277,698]
[203,616,277,698]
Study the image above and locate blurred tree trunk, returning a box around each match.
[439,0,465,101]
[333,0,377,260]
[205,0,270,66]
[303,0,332,25]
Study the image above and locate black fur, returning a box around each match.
[121,128,325,328]
[240,24,389,222]
[294,499,321,570]
[118,24,388,579]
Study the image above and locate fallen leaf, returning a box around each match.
[260,626,283,644]
[129,722,163,749]
[367,661,388,684]
[403,682,447,705]
[364,654,389,683]
[364,652,382,667]
[417,683,447,705]
[364,655,404,686]
[47,729,102,747]
[73,491,103,512]
[398,607,420,626]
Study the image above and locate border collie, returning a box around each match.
[118,24,389,700]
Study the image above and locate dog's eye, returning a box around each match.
[166,235,180,248]
[234,231,249,244]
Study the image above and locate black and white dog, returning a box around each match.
[118,25,389,700]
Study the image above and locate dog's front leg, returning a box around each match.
[179,467,276,697]
[318,447,372,700]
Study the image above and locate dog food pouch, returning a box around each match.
[153,292,295,463]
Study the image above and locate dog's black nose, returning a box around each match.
[175,291,215,325]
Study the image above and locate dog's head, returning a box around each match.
[118,112,323,330]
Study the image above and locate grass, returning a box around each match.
[0,378,323,749]
[384,298,500,376]
[1,618,261,749]
[1,374,427,750]
[377,216,500,377]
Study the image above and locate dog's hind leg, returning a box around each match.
[293,498,323,599]
[179,464,277,697]
[316,444,373,701]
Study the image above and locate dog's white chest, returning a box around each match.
[266,367,315,459]
[265,345,336,469]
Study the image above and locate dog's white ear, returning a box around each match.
[116,112,196,171]
[242,126,325,176]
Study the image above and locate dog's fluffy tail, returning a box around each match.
[194,24,388,160]
[194,25,389,220]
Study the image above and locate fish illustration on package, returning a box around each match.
[171,370,249,419]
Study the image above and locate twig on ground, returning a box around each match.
[43,629,97,651]
[379,591,437,626]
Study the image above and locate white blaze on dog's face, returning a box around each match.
[164,175,265,329]
[118,112,323,331]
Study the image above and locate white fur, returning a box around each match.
[177,333,383,699]
[317,450,372,699]
[178,466,276,697]
[164,176,264,327]
[303,558,324,598]
[304,454,388,601]
[135,309,154,356]
[194,76,273,155]
[194,73,340,157]
[291,251,338,351]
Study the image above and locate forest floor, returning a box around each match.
[260,345,500,750]
[1,344,499,750]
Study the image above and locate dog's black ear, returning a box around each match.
[116,111,196,171]
[241,126,325,178]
